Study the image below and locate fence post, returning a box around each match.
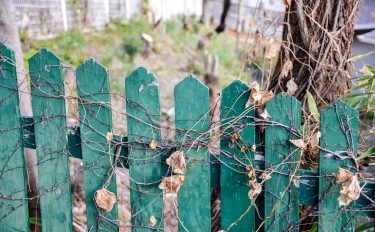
[125,67,164,231]
[29,48,73,232]
[264,93,301,231]
[0,43,29,232]
[220,80,255,231]
[318,100,358,232]
[76,58,118,231]
[174,75,211,231]
[60,0,68,31]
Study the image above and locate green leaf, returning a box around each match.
[29,218,42,226]
[347,50,375,61]
[350,83,369,92]
[354,98,368,110]
[347,95,367,107]
[309,222,318,232]
[356,146,375,160]
[307,91,320,121]
[355,221,374,232]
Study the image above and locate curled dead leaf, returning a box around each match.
[333,167,361,206]
[286,78,298,95]
[159,175,185,193]
[248,180,262,198]
[150,139,157,150]
[263,10,270,19]
[281,60,293,78]
[333,167,353,185]
[241,145,248,153]
[251,144,256,152]
[248,18,257,30]
[249,82,274,106]
[309,131,321,155]
[246,164,255,178]
[95,188,117,212]
[232,133,241,142]
[260,172,272,181]
[106,132,113,143]
[149,215,157,227]
[249,82,260,91]
[265,38,278,59]
[360,65,373,76]
[166,150,186,174]
[290,139,306,149]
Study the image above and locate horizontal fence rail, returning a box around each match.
[1,42,375,231]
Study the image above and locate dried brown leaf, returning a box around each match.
[360,65,372,76]
[333,167,353,185]
[258,91,274,106]
[283,0,291,8]
[263,10,270,19]
[249,82,260,91]
[286,78,298,95]
[249,18,257,29]
[337,174,361,206]
[150,139,157,150]
[159,175,185,193]
[149,215,157,227]
[95,188,117,212]
[241,145,248,153]
[166,150,186,174]
[248,180,262,198]
[281,60,293,78]
[106,132,113,143]
[251,144,256,152]
[232,133,241,142]
[290,139,306,149]
[265,38,278,59]
[309,131,321,155]
[260,172,272,181]
[246,164,255,178]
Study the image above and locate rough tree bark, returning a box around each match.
[0,0,40,230]
[268,0,362,108]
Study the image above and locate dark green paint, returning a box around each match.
[0,43,29,232]
[175,75,211,231]
[29,48,73,232]
[125,67,163,231]
[220,80,255,231]
[76,58,118,231]
[265,93,301,232]
[318,100,358,232]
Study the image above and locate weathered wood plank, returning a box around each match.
[29,48,73,232]
[76,58,118,231]
[318,100,358,232]
[175,75,211,231]
[220,80,255,231]
[0,43,29,232]
[125,67,163,231]
[264,93,301,232]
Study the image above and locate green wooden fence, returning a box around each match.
[0,43,374,232]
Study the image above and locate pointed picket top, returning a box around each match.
[126,66,158,85]
[76,58,110,96]
[175,74,208,94]
[320,98,358,116]
[0,42,15,60]
[266,92,301,108]
[221,80,250,117]
[29,48,61,73]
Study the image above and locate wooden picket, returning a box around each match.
[264,93,301,231]
[125,67,164,231]
[318,100,359,232]
[76,58,118,231]
[220,80,255,231]
[29,48,73,231]
[175,75,211,231]
[0,43,373,232]
[0,44,29,232]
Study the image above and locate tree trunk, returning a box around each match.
[268,0,362,108]
[215,0,231,33]
[0,0,40,231]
